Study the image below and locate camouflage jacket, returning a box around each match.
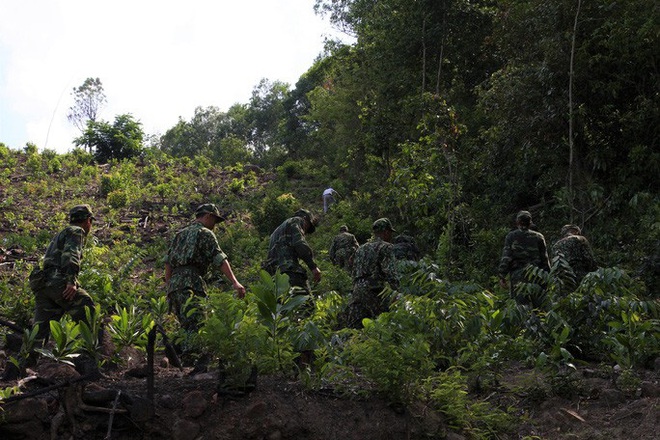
[552,235,597,279]
[352,237,399,291]
[329,232,359,264]
[264,216,317,275]
[166,222,228,294]
[40,225,87,286]
[392,235,421,261]
[498,228,550,279]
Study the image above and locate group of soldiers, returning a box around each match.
[498,210,598,302]
[262,210,418,329]
[16,203,407,376]
[8,203,596,379]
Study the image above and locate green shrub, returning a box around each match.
[423,369,513,438]
[41,148,58,160]
[80,165,98,179]
[107,189,129,208]
[23,142,38,155]
[100,173,125,197]
[252,192,299,237]
[199,292,266,387]
[47,157,62,173]
[25,154,43,174]
[343,311,435,405]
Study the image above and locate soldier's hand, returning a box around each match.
[62,283,78,301]
[312,267,322,284]
[233,281,246,299]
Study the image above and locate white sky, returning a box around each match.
[0,0,349,153]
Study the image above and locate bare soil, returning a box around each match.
[0,352,658,439]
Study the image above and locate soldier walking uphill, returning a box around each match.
[552,224,597,286]
[165,204,245,372]
[3,205,103,380]
[263,209,321,295]
[498,210,550,305]
[329,225,359,271]
[30,205,97,344]
[342,218,399,329]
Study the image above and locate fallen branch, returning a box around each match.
[105,389,122,440]
[0,373,95,404]
[560,407,586,422]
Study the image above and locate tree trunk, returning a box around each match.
[568,0,582,222]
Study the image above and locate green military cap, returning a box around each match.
[561,224,581,236]
[69,204,96,222]
[516,210,532,221]
[372,218,396,232]
[294,208,318,234]
[195,203,225,221]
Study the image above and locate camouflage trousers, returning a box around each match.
[340,282,389,329]
[509,267,547,307]
[168,288,206,356]
[333,249,354,272]
[33,283,95,341]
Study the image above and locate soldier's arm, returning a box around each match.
[329,239,337,261]
[582,239,598,271]
[59,228,85,285]
[292,226,318,271]
[497,235,513,280]
[538,237,551,272]
[59,228,85,300]
[294,237,321,282]
[219,260,246,298]
[381,245,399,289]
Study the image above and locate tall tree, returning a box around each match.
[310,0,495,187]
[67,78,107,152]
[245,79,289,162]
[159,105,253,166]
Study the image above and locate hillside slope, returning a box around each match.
[0,148,658,439]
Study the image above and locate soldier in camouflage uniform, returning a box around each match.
[552,224,597,284]
[263,209,321,293]
[342,218,399,329]
[165,204,245,369]
[30,204,97,342]
[392,234,421,261]
[329,225,359,271]
[498,211,550,302]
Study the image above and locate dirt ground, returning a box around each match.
[0,352,658,440]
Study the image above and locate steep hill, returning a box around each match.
[0,148,658,439]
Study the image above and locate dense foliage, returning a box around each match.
[135,0,656,285]
[0,143,657,437]
[0,0,657,436]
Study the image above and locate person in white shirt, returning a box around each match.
[322,187,340,213]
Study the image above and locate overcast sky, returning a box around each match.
[0,0,348,153]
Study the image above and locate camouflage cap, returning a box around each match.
[372,218,396,232]
[394,234,414,244]
[339,225,349,233]
[516,210,532,222]
[294,209,317,234]
[69,204,96,222]
[561,224,581,236]
[195,203,224,221]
